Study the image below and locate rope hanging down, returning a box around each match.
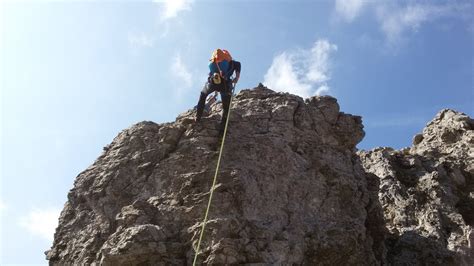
[192,84,235,266]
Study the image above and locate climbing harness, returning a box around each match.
[212,73,222,85]
[192,82,235,266]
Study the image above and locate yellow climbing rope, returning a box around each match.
[192,86,235,266]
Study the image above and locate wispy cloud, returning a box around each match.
[153,0,194,21]
[376,2,467,45]
[335,0,368,22]
[334,1,472,46]
[171,53,194,97]
[263,39,337,98]
[315,84,330,96]
[20,207,61,241]
[128,32,155,48]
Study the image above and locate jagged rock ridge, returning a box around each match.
[46,86,473,265]
[359,109,474,265]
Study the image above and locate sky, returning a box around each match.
[1,0,473,264]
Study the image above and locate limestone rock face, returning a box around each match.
[46,86,473,265]
[359,109,474,265]
[47,86,379,265]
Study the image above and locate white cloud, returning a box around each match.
[335,0,368,22]
[171,53,193,96]
[315,84,330,96]
[263,39,337,98]
[153,0,194,21]
[335,1,471,46]
[307,40,338,83]
[128,32,155,48]
[20,208,61,241]
[377,3,470,45]
[263,53,310,97]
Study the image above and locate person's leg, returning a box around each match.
[196,82,215,122]
[219,87,232,130]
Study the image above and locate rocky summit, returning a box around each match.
[46,86,473,265]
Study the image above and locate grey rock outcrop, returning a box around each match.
[359,109,474,265]
[46,86,473,265]
[47,86,381,265]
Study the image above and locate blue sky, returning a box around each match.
[1,0,473,264]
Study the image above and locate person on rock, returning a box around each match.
[195,49,241,135]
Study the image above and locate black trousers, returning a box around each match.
[196,81,232,127]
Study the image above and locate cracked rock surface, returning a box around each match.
[46,86,473,265]
[359,109,474,265]
[47,86,378,265]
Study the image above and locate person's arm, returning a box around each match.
[233,71,240,84]
[233,61,241,84]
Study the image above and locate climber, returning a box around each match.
[195,49,241,134]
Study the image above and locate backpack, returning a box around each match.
[210,49,232,63]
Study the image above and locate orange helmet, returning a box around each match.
[210,49,232,63]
